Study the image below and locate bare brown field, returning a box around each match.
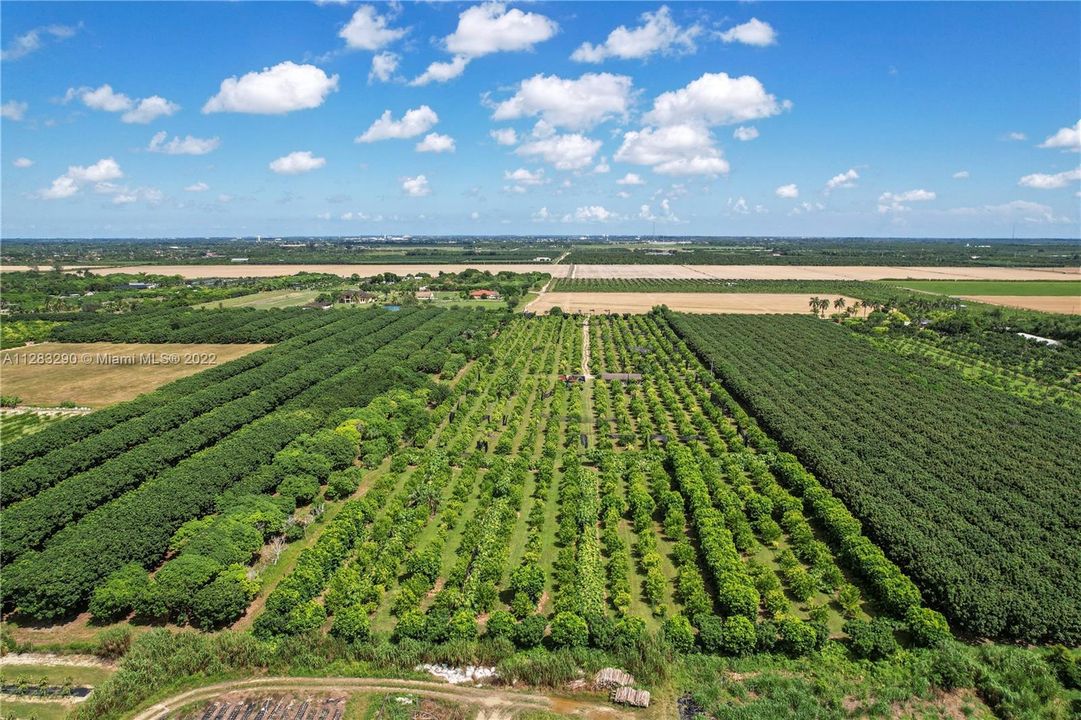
[958,295,1081,314]
[0,342,269,407]
[3,263,1077,280]
[526,292,859,315]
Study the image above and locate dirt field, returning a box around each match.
[0,342,269,407]
[527,292,859,315]
[3,263,1077,280]
[958,295,1081,314]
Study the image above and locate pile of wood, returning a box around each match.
[594,668,635,689]
[611,686,651,708]
[595,667,650,708]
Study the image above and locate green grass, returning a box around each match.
[889,280,1081,296]
[195,289,325,309]
[1,664,115,688]
[0,411,77,444]
[0,699,76,720]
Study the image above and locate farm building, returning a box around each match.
[302,301,334,311]
[469,289,500,300]
[415,289,435,301]
[339,290,377,304]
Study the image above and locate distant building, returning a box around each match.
[125,282,158,290]
[532,256,552,262]
[469,289,500,300]
[339,290,377,304]
[230,257,249,263]
[302,301,333,310]
[415,289,435,301]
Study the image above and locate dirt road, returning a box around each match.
[128,677,621,720]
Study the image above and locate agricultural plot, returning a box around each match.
[667,312,1081,644]
[548,278,868,294]
[0,342,270,408]
[0,306,496,622]
[194,289,325,310]
[890,279,1081,296]
[235,311,946,661]
[0,410,86,443]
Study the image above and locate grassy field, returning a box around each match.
[195,289,325,309]
[0,663,115,688]
[0,410,85,444]
[890,279,1081,296]
[0,342,269,407]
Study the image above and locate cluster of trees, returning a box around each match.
[2,307,493,620]
[668,311,1078,644]
[551,278,870,296]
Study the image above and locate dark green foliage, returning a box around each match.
[89,564,150,623]
[663,615,696,654]
[550,612,589,649]
[668,311,1080,644]
[190,571,257,630]
[844,618,899,661]
[140,554,223,622]
[514,615,547,649]
[330,604,372,644]
[324,467,363,501]
[278,474,321,505]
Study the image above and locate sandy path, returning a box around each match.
[958,295,1081,314]
[3,263,1077,280]
[0,653,113,669]
[128,676,619,720]
[527,292,858,315]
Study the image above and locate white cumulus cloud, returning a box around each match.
[644,72,787,127]
[38,157,123,199]
[953,170,970,179]
[410,55,470,86]
[148,131,221,155]
[1,100,28,121]
[445,2,558,58]
[402,174,431,197]
[339,5,408,50]
[1018,167,1081,189]
[617,172,645,185]
[733,126,759,141]
[775,183,799,198]
[516,133,602,170]
[416,132,456,153]
[269,150,327,174]
[718,18,777,47]
[825,168,859,191]
[1039,120,1081,152]
[490,128,518,146]
[572,6,700,63]
[185,182,209,192]
[504,167,547,186]
[369,52,400,83]
[12,157,34,168]
[572,205,617,222]
[203,62,339,114]
[491,73,633,131]
[615,124,729,176]
[121,96,179,124]
[357,105,439,142]
[878,188,936,213]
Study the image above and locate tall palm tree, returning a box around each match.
[809,296,821,316]
[833,297,847,314]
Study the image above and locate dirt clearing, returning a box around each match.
[958,295,1081,314]
[527,292,858,315]
[0,342,269,407]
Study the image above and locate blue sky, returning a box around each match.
[2,1,1079,239]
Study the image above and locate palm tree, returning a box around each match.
[809,297,821,316]
[833,297,846,314]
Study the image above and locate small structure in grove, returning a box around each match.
[415,288,435,301]
[595,668,649,708]
[469,289,500,300]
[302,301,333,311]
[339,290,377,304]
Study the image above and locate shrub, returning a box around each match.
[324,467,363,501]
[95,627,133,660]
[718,616,757,656]
[905,606,951,647]
[331,605,372,644]
[447,610,477,641]
[550,612,589,649]
[663,615,695,654]
[486,610,515,640]
[141,554,223,621]
[279,474,321,505]
[778,616,818,657]
[89,564,150,623]
[844,618,899,660]
[191,571,258,630]
[514,615,547,649]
